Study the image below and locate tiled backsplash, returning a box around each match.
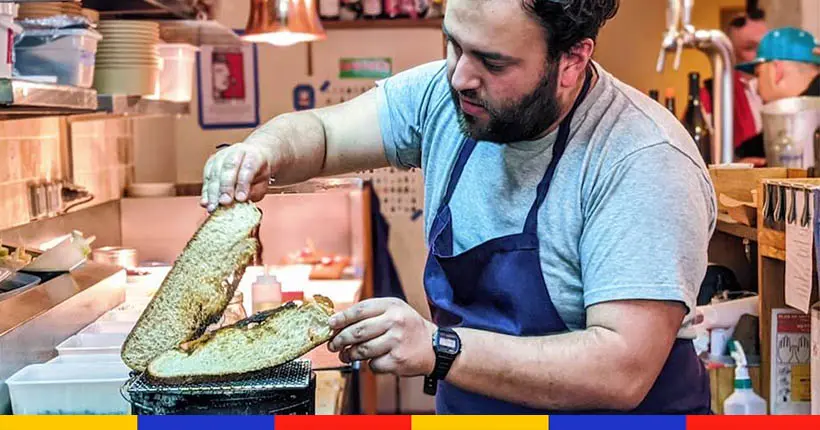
[0,117,65,231]
[69,116,135,213]
[0,115,136,233]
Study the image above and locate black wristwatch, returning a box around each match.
[423,327,462,395]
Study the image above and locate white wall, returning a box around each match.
[174,3,444,184]
[803,0,820,37]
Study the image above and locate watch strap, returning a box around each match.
[423,329,459,396]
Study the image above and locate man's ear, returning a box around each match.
[558,39,595,89]
[773,61,786,84]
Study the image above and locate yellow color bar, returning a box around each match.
[412,415,548,430]
[0,416,137,430]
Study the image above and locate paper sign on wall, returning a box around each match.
[339,57,392,79]
[197,43,260,130]
[785,187,815,313]
[771,308,812,415]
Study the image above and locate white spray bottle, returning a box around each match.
[723,340,767,415]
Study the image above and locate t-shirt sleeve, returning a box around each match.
[375,60,448,169]
[579,143,716,314]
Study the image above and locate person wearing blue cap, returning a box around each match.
[737,26,820,104]
[732,27,820,162]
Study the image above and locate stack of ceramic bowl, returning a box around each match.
[18,2,83,19]
[94,20,161,96]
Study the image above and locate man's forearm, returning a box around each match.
[244,111,327,186]
[446,327,660,411]
[242,89,388,186]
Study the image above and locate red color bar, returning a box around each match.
[688,416,820,430]
[275,415,411,430]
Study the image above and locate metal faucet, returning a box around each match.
[657,0,735,165]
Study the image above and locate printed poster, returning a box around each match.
[339,57,392,79]
[770,308,812,415]
[197,43,260,129]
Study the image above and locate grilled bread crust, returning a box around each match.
[121,202,262,372]
[146,296,335,383]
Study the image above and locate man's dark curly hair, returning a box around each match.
[523,0,620,61]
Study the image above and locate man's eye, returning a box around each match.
[482,60,506,72]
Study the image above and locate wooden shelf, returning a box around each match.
[322,18,443,30]
[715,217,757,242]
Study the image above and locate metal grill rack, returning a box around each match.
[122,360,316,415]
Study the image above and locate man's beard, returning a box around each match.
[449,63,561,143]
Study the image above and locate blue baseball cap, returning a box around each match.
[736,27,820,74]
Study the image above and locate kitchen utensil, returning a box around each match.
[0,268,11,284]
[122,359,316,415]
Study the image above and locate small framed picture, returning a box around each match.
[197,42,260,129]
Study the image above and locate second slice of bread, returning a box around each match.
[146,296,335,382]
[121,202,262,372]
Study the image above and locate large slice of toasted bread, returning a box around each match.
[145,296,335,382]
[121,202,262,372]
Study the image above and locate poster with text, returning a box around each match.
[197,43,260,129]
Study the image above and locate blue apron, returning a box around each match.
[422,70,712,415]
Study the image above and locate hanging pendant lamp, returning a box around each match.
[243,0,326,46]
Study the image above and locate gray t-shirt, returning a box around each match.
[375,60,716,337]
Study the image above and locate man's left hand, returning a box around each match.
[328,298,437,376]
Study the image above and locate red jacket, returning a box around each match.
[699,72,759,149]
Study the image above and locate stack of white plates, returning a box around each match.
[18,1,83,19]
[94,20,161,96]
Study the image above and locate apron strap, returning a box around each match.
[440,137,479,207]
[523,67,594,234]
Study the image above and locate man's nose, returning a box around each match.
[450,56,481,93]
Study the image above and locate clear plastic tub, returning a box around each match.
[15,28,102,88]
[97,308,143,323]
[47,353,124,365]
[6,362,131,415]
[79,320,136,334]
[56,333,127,356]
[150,43,198,102]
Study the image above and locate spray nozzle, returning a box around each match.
[728,340,748,367]
[728,340,752,389]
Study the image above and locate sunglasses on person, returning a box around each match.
[728,9,766,28]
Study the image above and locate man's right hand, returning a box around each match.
[200,142,273,212]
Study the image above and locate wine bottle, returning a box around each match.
[664,87,676,118]
[683,72,712,164]
[648,89,659,102]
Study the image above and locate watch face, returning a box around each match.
[437,330,460,354]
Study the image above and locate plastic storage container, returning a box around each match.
[79,320,136,334]
[56,333,127,356]
[15,28,102,87]
[150,43,198,102]
[6,362,131,415]
[47,353,124,365]
[98,308,144,322]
